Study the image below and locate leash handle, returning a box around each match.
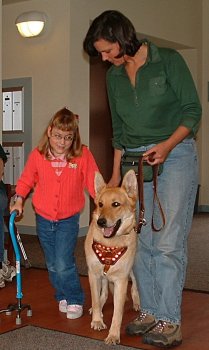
[137,157,165,233]
[151,165,166,232]
[137,157,146,233]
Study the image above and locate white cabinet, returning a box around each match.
[3,144,24,185]
[13,91,23,131]
[3,89,23,131]
[2,78,32,186]
[3,92,13,131]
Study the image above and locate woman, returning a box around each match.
[83,10,202,348]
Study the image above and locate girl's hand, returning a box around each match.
[10,197,23,216]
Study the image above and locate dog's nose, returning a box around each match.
[97,217,107,228]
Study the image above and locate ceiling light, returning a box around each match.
[15,11,46,38]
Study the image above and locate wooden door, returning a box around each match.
[90,57,113,182]
[89,57,114,216]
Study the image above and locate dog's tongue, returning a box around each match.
[103,227,114,238]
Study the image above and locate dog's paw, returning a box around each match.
[105,333,120,345]
[91,320,107,331]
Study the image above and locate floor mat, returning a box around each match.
[0,325,143,350]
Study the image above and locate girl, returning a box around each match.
[10,107,99,319]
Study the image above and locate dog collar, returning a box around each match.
[92,240,128,275]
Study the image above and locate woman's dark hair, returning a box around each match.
[83,10,140,58]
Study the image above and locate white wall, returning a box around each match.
[2,0,72,228]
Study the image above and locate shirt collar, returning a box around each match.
[108,39,162,77]
[48,149,66,161]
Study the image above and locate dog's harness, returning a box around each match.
[92,240,127,275]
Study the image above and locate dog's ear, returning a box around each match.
[94,172,106,194]
[121,170,138,199]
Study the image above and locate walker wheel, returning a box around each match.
[6,311,12,316]
[27,309,32,317]
[16,317,22,325]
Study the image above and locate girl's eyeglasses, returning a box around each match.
[51,133,74,142]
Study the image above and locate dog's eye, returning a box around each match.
[98,202,103,208]
[112,202,120,207]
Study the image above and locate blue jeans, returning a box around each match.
[128,139,198,324]
[0,187,8,262]
[36,213,84,305]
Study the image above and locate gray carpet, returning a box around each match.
[184,213,209,291]
[18,213,209,292]
[0,326,141,350]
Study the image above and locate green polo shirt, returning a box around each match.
[0,144,7,191]
[106,41,202,150]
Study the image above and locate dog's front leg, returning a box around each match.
[130,270,140,311]
[88,272,107,331]
[105,278,128,345]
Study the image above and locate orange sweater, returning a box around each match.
[15,146,99,221]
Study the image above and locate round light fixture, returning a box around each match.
[15,11,46,38]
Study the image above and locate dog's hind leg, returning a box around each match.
[130,270,140,311]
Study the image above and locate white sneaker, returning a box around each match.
[1,261,16,282]
[67,304,83,319]
[59,300,67,313]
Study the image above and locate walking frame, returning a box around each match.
[0,210,32,324]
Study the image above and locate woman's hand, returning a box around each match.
[143,126,191,165]
[143,141,171,165]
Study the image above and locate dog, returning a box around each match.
[85,170,140,345]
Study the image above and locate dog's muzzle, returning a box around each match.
[97,218,121,238]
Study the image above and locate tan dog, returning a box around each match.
[85,170,140,345]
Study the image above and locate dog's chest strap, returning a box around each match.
[92,240,128,274]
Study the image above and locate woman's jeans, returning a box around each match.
[128,139,198,324]
[36,213,84,306]
[0,187,8,263]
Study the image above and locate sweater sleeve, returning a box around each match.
[106,69,124,150]
[163,49,202,136]
[81,146,99,199]
[15,148,39,198]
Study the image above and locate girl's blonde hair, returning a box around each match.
[38,107,82,160]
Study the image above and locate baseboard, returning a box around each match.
[198,205,209,213]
